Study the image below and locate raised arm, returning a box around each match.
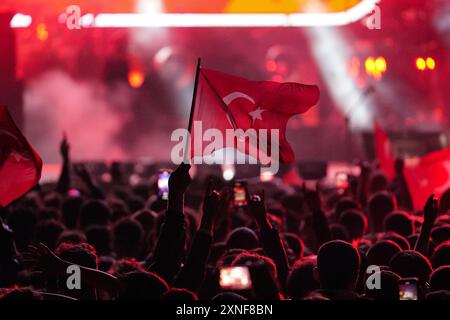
[148,163,191,283]
[249,192,290,289]
[174,183,226,292]
[73,164,106,199]
[23,243,119,292]
[56,134,71,194]
[414,194,438,256]
[304,185,331,249]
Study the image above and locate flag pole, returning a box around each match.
[184,58,202,163]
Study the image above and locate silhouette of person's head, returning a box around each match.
[329,224,351,242]
[109,258,144,277]
[438,188,450,214]
[55,242,98,299]
[6,208,37,251]
[429,266,450,292]
[212,292,247,300]
[366,240,402,267]
[86,225,112,256]
[381,232,410,250]
[431,240,450,269]
[232,252,277,280]
[35,220,66,251]
[368,191,396,233]
[369,171,388,194]
[431,224,450,246]
[117,271,168,300]
[226,227,259,251]
[334,197,360,221]
[79,200,111,229]
[383,211,414,238]
[389,250,432,284]
[316,240,361,291]
[62,196,84,229]
[161,288,198,300]
[56,230,87,247]
[282,233,304,261]
[113,218,144,259]
[287,258,319,299]
[0,287,43,300]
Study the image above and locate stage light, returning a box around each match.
[36,23,48,41]
[416,58,426,71]
[426,57,436,70]
[222,167,235,181]
[365,57,376,75]
[128,70,145,88]
[375,57,387,73]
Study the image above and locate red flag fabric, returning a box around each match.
[404,148,450,210]
[374,121,395,180]
[0,106,42,206]
[189,68,319,163]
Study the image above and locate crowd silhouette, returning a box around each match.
[1,136,450,300]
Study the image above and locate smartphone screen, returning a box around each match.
[219,266,252,290]
[398,278,418,300]
[233,181,247,207]
[158,170,171,200]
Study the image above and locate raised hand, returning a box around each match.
[415,194,439,255]
[303,183,322,212]
[167,163,192,213]
[168,163,191,196]
[247,191,269,227]
[73,163,92,184]
[423,194,438,227]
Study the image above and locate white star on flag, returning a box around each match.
[248,107,265,125]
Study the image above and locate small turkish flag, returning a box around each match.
[0,106,42,206]
[404,148,450,210]
[189,68,320,163]
[374,121,395,180]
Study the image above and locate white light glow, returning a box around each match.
[10,13,32,28]
[306,26,375,129]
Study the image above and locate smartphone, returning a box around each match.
[219,266,252,290]
[398,278,419,300]
[157,170,171,200]
[335,172,349,189]
[233,181,248,207]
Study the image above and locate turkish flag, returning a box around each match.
[189,68,320,163]
[374,121,395,180]
[0,106,42,206]
[404,149,450,210]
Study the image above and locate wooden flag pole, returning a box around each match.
[184,58,202,163]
